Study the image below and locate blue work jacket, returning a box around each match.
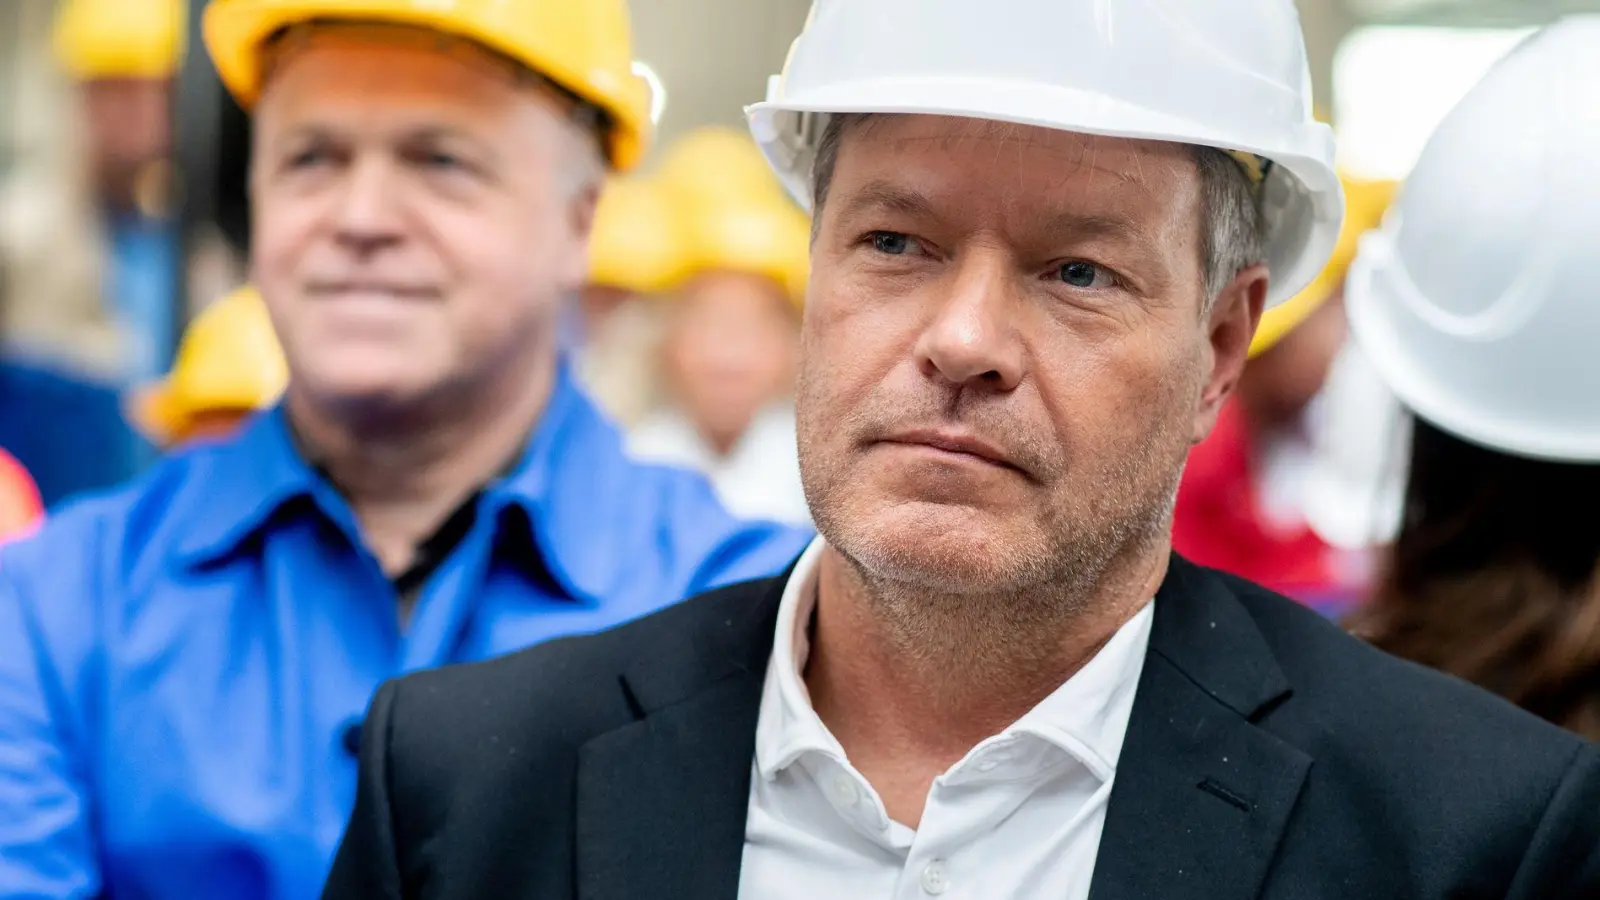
[0,365,812,899]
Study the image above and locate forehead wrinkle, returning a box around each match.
[839,119,1197,255]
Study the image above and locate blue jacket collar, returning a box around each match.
[173,364,638,606]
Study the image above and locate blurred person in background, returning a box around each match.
[1172,174,1395,616]
[51,0,186,386]
[0,0,160,507]
[628,134,812,526]
[0,0,810,897]
[1324,17,1600,741]
[126,284,288,448]
[655,125,791,207]
[574,175,688,426]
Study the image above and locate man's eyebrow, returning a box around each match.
[1042,209,1160,251]
[833,180,941,223]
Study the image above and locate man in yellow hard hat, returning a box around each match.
[0,3,810,897]
[627,162,813,526]
[126,284,289,448]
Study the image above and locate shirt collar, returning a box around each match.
[173,362,636,605]
[754,537,1155,783]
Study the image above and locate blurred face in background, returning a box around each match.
[80,77,173,212]
[663,271,800,455]
[249,26,599,420]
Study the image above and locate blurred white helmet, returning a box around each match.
[1345,15,1600,462]
[746,0,1344,308]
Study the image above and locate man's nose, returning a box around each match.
[332,157,405,257]
[913,256,1025,392]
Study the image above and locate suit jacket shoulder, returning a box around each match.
[1130,564,1600,900]
[326,556,1600,900]
[327,575,786,899]
[1218,566,1586,772]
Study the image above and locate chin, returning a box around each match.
[299,366,442,414]
[821,499,1053,595]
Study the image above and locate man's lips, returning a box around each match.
[878,428,1021,472]
[304,281,440,300]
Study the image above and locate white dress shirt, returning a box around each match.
[739,538,1154,900]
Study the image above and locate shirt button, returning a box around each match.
[920,859,950,895]
[828,774,859,808]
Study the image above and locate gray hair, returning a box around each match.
[809,113,1265,309]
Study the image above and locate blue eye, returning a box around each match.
[870,231,912,255]
[1058,261,1110,289]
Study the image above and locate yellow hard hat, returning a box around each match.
[656,126,789,206]
[53,0,187,81]
[129,285,289,444]
[680,192,813,308]
[588,177,692,295]
[1250,176,1399,358]
[201,0,652,170]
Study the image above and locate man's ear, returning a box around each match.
[569,176,602,241]
[1193,263,1268,444]
[562,163,603,288]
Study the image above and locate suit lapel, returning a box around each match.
[1090,558,1311,900]
[574,575,787,900]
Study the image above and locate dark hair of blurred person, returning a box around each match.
[1351,418,1600,740]
[1329,20,1600,743]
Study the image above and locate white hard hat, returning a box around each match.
[1345,15,1600,463]
[746,0,1344,308]
[1302,341,1409,551]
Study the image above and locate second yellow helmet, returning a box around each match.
[128,285,288,445]
[53,0,188,81]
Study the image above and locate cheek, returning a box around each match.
[1034,321,1201,456]
[802,272,912,389]
[249,189,324,280]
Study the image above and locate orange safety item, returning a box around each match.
[202,0,653,170]
[128,285,289,446]
[0,450,44,544]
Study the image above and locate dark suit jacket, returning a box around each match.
[324,556,1600,899]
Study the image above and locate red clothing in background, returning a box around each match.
[1173,399,1364,615]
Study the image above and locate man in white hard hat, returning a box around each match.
[324,3,1600,899]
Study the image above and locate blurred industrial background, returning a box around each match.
[2,0,1592,322]
[0,0,1592,520]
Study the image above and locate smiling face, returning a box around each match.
[798,115,1262,597]
[249,27,599,415]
